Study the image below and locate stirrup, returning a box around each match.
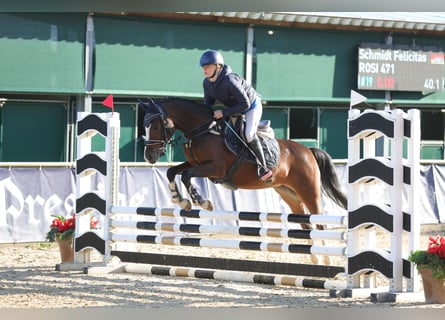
[258,166,272,181]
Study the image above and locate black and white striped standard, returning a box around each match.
[111,219,346,241]
[346,108,421,295]
[111,206,346,225]
[74,112,112,257]
[120,263,348,290]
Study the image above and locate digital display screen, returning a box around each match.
[357,43,444,92]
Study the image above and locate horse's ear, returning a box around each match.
[138,98,157,113]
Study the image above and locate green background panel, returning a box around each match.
[319,109,348,158]
[421,143,444,160]
[0,13,86,93]
[0,102,67,161]
[255,27,381,101]
[263,108,288,139]
[93,15,247,96]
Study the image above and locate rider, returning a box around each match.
[199,49,272,181]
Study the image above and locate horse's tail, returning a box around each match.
[309,147,348,210]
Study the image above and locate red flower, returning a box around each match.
[47,214,98,242]
[90,217,99,229]
[428,235,445,259]
[51,216,75,233]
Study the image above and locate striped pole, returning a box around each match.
[111,234,346,256]
[123,263,348,290]
[111,219,346,241]
[111,206,346,225]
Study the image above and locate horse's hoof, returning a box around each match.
[179,199,192,210]
[200,200,213,211]
[171,197,179,204]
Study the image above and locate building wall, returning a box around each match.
[0,13,443,162]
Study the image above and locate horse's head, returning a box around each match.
[139,98,175,164]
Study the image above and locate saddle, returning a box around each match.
[209,116,280,190]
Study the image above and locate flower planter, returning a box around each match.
[47,214,98,263]
[419,267,445,304]
[55,235,74,263]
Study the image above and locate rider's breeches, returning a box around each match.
[244,98,263,143]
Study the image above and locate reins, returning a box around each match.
[163,120,218,151]
[183,119,219,141]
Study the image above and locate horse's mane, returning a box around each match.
[162,97,214,119]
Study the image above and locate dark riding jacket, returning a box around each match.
[203,64,257,118]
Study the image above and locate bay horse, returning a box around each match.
[139,97,347,264]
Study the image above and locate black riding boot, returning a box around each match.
[247,138,272,181]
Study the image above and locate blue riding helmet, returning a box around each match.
[199,50,224,67]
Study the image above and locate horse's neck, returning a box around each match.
[174,114,213,135]
[165,101,213,134]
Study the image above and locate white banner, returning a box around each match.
[0,165,443,243]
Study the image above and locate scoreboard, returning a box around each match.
[357,43,445,92]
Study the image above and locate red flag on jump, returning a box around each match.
[102,94,114,113]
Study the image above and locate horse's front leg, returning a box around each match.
[166,162,194,210]
[180,166,216,211]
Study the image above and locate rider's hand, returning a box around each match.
[213,110,224,119]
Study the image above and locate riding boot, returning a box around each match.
[247,138,272,181]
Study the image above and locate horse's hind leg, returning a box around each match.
[273,185,330,265]
[314,224,332,266]
[297,199,332,266]
[180,170,213,211]
[293,187,332,266]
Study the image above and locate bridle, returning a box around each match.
[143,102,175,156]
